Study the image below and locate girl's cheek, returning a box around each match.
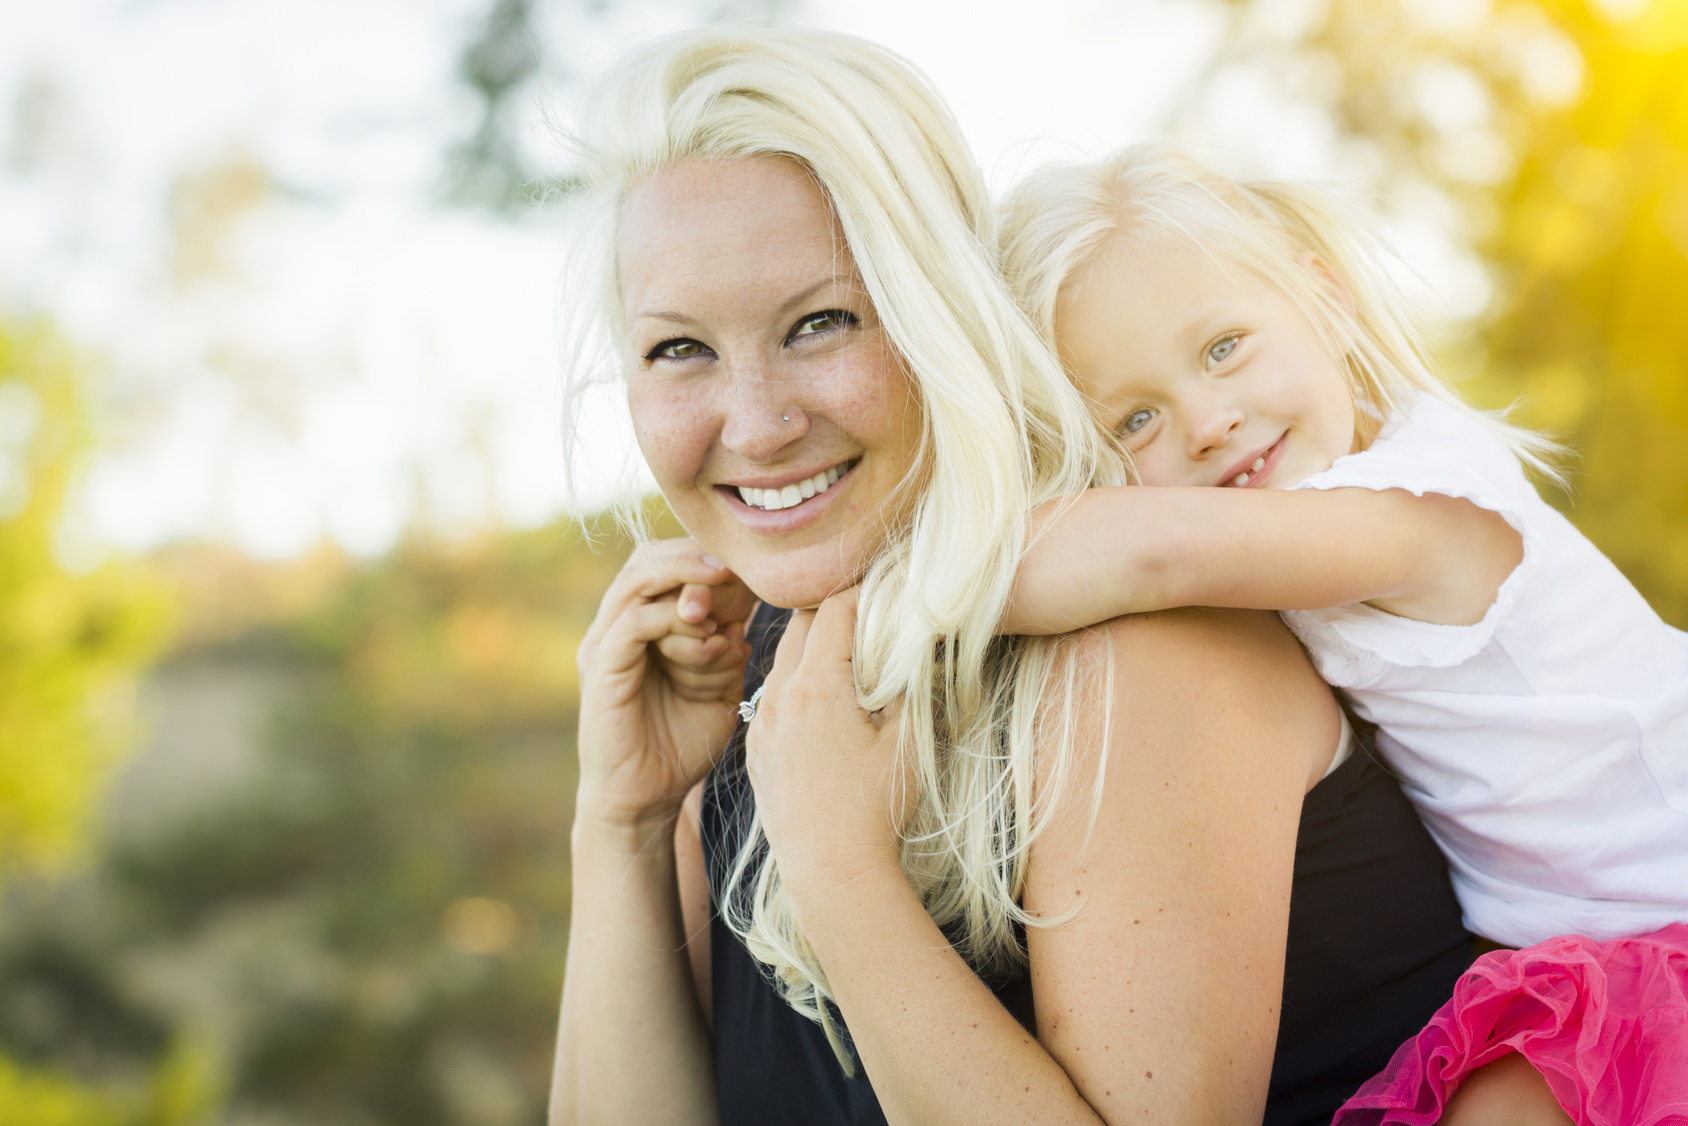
[1130,445,1180,487]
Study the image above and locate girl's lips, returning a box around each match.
[715,459,858,532]
[1221,434,1286,488]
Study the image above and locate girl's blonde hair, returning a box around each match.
[561,29,1125,1067]
[998,146,1562,478]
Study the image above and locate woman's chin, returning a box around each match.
[731,553,859,611]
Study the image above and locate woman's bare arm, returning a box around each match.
[1024,608,1334,1121]
[548,540,751,1126]
[752,600,1336,1125]
[551,809,717,1126]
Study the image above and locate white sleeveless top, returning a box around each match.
[1282,394,1688,947]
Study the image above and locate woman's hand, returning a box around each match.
[575,538,755,832]
[745,589,911,890]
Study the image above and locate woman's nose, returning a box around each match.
[718,364,808,462]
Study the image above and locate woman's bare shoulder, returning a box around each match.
[1024,607,1332,1118]
[1058,607,1339,789]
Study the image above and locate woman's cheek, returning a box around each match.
[628,379,714,496]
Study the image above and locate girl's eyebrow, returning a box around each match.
[1171,303,1236,348]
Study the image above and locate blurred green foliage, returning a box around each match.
[0,526,632,1125]
[0,319,171,879]
[1476,0,1688,624]
[0,318,187,1122]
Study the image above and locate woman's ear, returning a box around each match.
[1299,250,1357,319]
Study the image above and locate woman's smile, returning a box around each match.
[724,457,859,514]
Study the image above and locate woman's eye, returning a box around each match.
[1207,335,1239,366]
[789,309,856,340]
[1119,407,1157,435]
[646,338,710,362]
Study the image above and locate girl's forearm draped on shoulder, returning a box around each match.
[752,599,1333,1125]
[1003,485,1523,635]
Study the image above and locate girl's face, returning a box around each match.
[1055,233,1356,489]
[619,156,922,609]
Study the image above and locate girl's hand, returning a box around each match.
[745,589,911,890]
[575,538,754,833]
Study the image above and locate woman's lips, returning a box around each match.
[716,458,859,531]
[732,458,857,511]
[1221,435,1285,488]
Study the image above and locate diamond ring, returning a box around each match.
[737,684,767,723]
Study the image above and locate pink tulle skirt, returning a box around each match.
[1333,923,1688,1126]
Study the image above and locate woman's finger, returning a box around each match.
[593,599,710,680]
[766,608,815,690]
[675,582,715,626]
[654,630,742,672]
[801,588,860,680]
[583,540,731,645]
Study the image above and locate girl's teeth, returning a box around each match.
[780,485,802,507]
[1233,472,1250,487]
[1251,457,1265,472]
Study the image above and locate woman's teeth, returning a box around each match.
[736,461,853,511]
[1231,456,1267,488]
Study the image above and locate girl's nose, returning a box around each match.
[718,363,808,462]
[1184,397,1245,460]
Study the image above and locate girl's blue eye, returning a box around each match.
[1120,407,1157,435]
[790,309,856,340]
[1208,335,1239,365]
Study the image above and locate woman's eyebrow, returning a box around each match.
[632,275,858,329]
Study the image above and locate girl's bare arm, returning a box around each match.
[1003,485,1522,635]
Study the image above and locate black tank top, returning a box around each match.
[702,607,1469,1126]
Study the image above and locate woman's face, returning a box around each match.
[619,156,922,609]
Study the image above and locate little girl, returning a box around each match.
[997,147,1688,1124]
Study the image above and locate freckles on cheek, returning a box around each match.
[628,382,713,489]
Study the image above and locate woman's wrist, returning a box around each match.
[771,831,904,915]
[571,786,685,854]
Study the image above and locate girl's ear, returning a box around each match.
[1299,250,1357,319]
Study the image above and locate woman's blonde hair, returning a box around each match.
[561,29,1125,1067]
[998,146,1562,477]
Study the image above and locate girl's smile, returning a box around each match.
[1054,232,1358,490]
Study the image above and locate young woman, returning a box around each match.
[548,30,1470,1125]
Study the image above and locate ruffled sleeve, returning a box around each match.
[1278,395,1540,688]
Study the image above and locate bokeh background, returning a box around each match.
[0,0,1684,1122]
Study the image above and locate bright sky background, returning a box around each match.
[0,0,1505,560]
